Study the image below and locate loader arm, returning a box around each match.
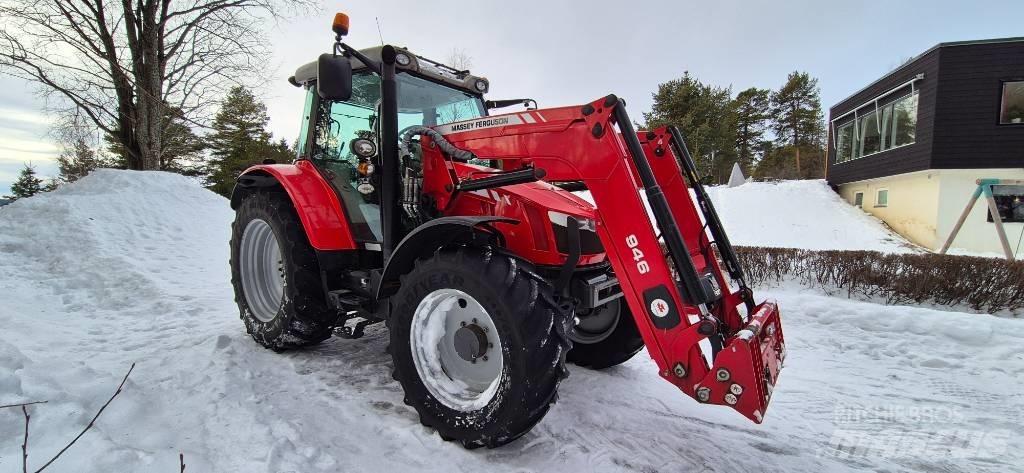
[426,95,786,423]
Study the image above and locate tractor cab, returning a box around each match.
[288,47,493,243]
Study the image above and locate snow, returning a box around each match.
[577,179,917,253]
[1,170,1022,472]
[704,180,917,252]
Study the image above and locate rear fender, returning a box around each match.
[231,161,357,251]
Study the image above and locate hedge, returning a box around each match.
[733,247,1024,313]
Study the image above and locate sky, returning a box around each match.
[2,0,1023,193]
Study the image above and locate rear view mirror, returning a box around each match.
[317,53,352,101]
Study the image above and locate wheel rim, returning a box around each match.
[240,219,285,323]
[410,288,504,412]
[570,298,621,344]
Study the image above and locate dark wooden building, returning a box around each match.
[825,38,1024,255]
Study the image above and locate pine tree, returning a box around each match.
[732,87,772,175]
[770,71,825,178]
[6,163,44,200]
[269,138,295,163]
[644,72,737,184]
[57,138,101,183]
[205,86,280,196]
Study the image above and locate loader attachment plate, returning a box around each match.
[693,300,785,423]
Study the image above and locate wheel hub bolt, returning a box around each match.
[716,368,730,382]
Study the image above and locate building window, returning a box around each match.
[858,110,882,156]
[836,121,855,163]
[854,192,864,208]
[834,91,918,163]
[1000,81,1024,124]
[875,189,889,207]
[988,185,1024,223]
[889,93,918,146]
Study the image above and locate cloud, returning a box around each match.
[0,107,53,126]
[0,135,60,157]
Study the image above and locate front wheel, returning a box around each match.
[388,248,572,448]
[567,298,645,369]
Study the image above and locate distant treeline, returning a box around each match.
[644,71,827,184]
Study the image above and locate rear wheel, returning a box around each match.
[567,299,645,369]
[388,248,572,448]
[230,191,336,350]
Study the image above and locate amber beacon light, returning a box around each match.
[332,12,350,37]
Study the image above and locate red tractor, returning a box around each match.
[229,13,786,448]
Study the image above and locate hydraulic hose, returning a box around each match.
[400,125,477,162]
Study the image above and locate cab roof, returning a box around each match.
[289,45,488,95]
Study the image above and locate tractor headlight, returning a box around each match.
[548,211,603,255]
[548,211,595,232]
[351,138,377,158]
[473,79,488,93]
[395,52,412,67]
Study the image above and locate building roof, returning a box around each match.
[831,36,1024,108]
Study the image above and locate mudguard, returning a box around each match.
[231,160,357,251]
[374,216,516,300]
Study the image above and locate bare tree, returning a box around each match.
[437,48,473,123]
[446,48,472,71]
[0,0,312,170]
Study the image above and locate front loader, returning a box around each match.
[228,12,786,448]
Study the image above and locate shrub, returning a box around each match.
[734,247,1024,313]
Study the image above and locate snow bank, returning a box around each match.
[705,180,915,252]
[2,170,1022,472]
[576,179,916,253]
[0,169,231,311]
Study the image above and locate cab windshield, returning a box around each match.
[304,71,485,242]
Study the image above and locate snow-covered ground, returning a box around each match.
[704,180,917,252]
[1,170,1021,472]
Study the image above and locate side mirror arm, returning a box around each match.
[336,42,382,75]
[485,99,538,111]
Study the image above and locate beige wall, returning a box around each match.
[838,170,942,248]
[838,168,1024,255]
[934,169,1024,256]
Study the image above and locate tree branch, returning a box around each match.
[0,401,48,410]
[22,405,29,473]
[32,363,135,473]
